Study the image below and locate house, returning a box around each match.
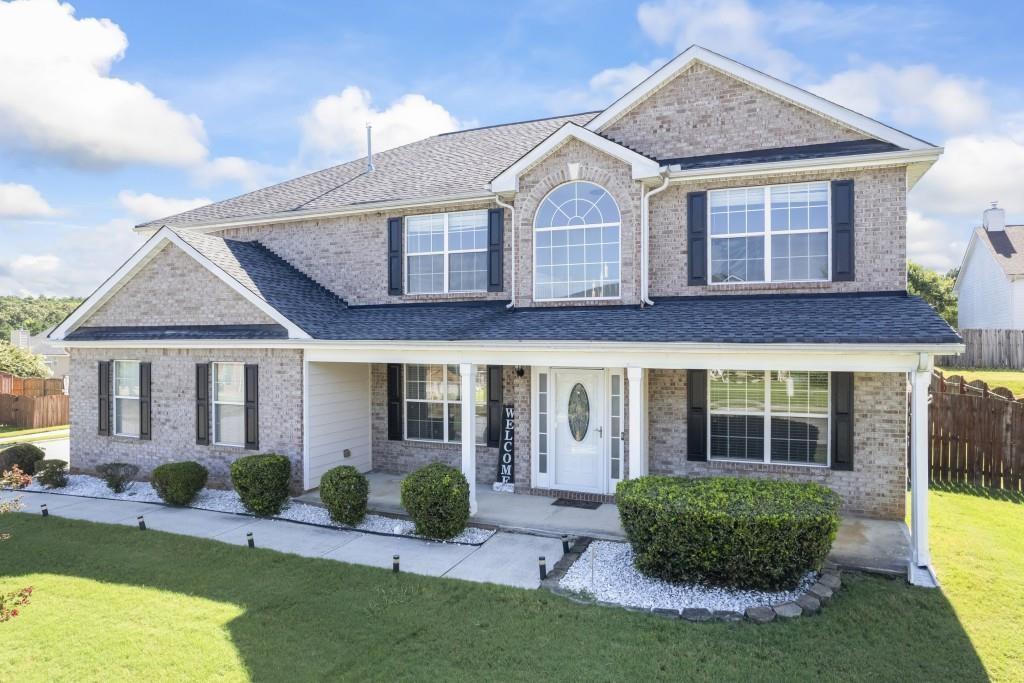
[955,203,1024,329]
[10,327,70,379]
[49,46,960,582]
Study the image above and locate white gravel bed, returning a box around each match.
[559,540,815,613]
[24,474,494,545]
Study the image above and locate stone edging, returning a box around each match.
[541,536,843,623]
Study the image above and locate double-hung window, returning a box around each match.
[406,210,488,294]
[113,360,141,437]
[213,362,245,447]
[708,370,829,466]
[709,181,830,284]
[404,364,487,444]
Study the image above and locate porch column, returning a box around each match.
[627,366,647,479]
[460,363,478,515]
[909,367,931,574]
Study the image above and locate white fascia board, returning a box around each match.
[953,231,979,293]
[586,46,937,152]
[491,123,662,194]
[50,227,310,340]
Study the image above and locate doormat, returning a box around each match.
[552,498,602,510]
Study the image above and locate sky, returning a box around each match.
[1,0,1023,296]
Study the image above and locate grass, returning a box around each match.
[937,367,1024,397]
[0,425,68,439]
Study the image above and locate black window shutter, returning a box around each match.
[687,192,708,286]
[486,365,502,447]
[196,363,210,446]
[387,217,403,295]
[831,180,855,282]
[687,369,708,460]
[139,362,152,440]
[387,364,403,440]
[487,208,504,292]
[244,364,259,450]
[97,360,111,436]
[831,372,854,470]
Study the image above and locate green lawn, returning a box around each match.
[937,367,1024,397]
[0,489,1017,682]
[0,425,69,440]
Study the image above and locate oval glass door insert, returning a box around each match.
[568,383,590,442]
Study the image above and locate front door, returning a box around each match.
[553,369,604,493]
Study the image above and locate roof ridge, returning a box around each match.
[436,111,599,137]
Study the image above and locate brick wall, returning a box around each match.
[600,62,866,161]
[647,369,908,519]
[69,347,304,489]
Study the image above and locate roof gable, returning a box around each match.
[956,226,1024,291]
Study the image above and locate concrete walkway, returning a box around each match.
[3,490,562,589]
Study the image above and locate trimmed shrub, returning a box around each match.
[616,476,841,590]
[400,462,470,540]
[34,459,68,488]
[151,461,209,506]
[95,462,139,493]
[0,443,45,475]
[230,454,291,516]
[319,466,369,525]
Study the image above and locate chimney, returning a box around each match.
[984,201,1006,232]
[366,123,375,172]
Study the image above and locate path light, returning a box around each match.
[538,556,547,581]
[137,515,146,530]
[392,555,400,573]
[40,504,48,517]
[246,532,254,549]
[561,535,570,554]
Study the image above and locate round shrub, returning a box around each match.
[319,466,369,525]
[616,476,841,591]
[95,462,139,493]
[230,454,291,516]
[35,459,68,488]
[0,443,45,475]
[151,461,209,506]
[400,462,469,540]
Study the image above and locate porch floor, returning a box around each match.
[298,472,912,574]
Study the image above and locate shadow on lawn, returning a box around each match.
[0,513,992,681]
[931,481,1024,505]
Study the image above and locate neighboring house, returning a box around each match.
[955,204,1024,329]
[10,327,70,379]
[50,46,959,579]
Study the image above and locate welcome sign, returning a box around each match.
[493,404,514,493]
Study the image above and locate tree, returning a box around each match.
[908,261,958,328]
[0,295,84,341]
[0,341,50,377]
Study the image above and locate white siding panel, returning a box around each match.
[306,362,371,488]
[958,240,1013,329]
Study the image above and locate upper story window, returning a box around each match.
[406,210,488,294]
[709,181,830,284]
[534,181,620,300]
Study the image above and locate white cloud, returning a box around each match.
[11,253,60,274]
[301,86,460,160]
[911,134,1024,217]
[0,0,207,167]
[906,210,965,272]
[192,156,276,191]
[117,191,211,222]
[810,64,990,134]
[0,183,58,217]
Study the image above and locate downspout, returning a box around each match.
[640,174,670,307]
[495,195,516,309]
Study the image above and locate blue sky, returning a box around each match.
[2,0,1023,295]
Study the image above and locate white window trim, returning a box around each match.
[212,361,245,448]
[707,370,831,468]
[405,210,489,295]
[112,359,140,438]
[707,181,832,286]
[402,364,486,445]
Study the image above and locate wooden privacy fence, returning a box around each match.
[0,394,69,429]
[0,372,66,397]
[927,371,1024,492]
[936,328,1024,370]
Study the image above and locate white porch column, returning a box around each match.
[910,367,931,573]
[627,367,647,479]
[460,363,478,515]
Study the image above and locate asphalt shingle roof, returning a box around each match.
[660,139,903,169]
[974,226,1024,277]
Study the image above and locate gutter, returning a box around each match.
[663,148,942,182]
[494,195,516,309]
[640,175,670,306]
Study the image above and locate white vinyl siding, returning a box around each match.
[306,362,371,488]
[958,238,1014,329]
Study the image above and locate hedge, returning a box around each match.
[34,459,68,488]
[616,476,841,590]
[319,466,369,526]
[230,454,291,516]
[400,462,469,539]
[152,461,209,506]
[0,443,45,475]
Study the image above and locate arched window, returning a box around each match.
[533,181,621,300]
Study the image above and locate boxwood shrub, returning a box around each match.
[0,443,45,475]
[230,454,291,516]
[319,465,369,525]
[616,475,841,590]
[34,459,68,488]
[400,462,469,539]
[151,461,209,506]
[95,462,139,493]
